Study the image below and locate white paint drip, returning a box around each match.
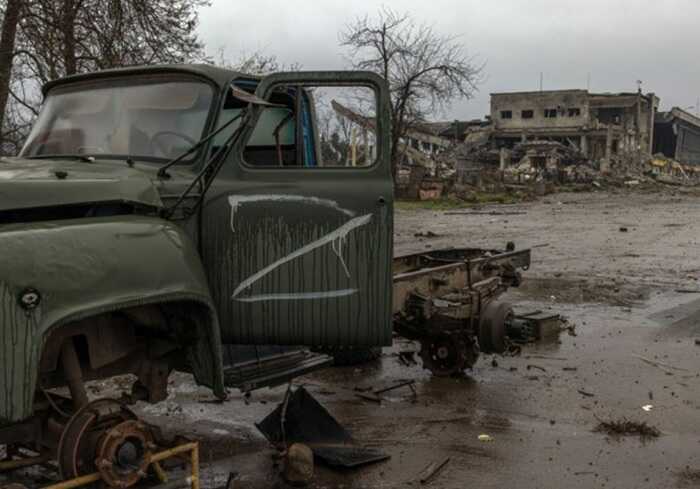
[234,289,358,302]
[231,213,372,300]
[331,234,351,278]
[228,194,356,233]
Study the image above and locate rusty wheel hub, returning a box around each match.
[56,399,140,483]
[96,420,154,488]
[420,336,468,376]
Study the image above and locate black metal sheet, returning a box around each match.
[312,446,391,468]
[256,386,351,445]
[257,387,390,469]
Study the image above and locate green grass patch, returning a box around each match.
[395,192,523,210]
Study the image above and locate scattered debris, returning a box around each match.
[444,210,527,216]
[642,404,653,412]
[678,468,700,486]
[525,355,568,361]
[619,226,629,232]
[633,354,689,373]
[373,380,417,396]
[224,472,240,489]
[477,434,494,442]
[526,364,547,372]
[355,392,382,403]
[594,418,660,439]
[508,311,564,343]
[414,231,441,238]
[355,380,417,403]
[418,457,451,485]
[561,319,578,337]
[577,389,596,398]
[398,350,418,366]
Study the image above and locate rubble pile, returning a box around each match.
[331,95,700,201]
[395,134,700,201]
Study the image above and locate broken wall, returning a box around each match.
[491,90,589,131]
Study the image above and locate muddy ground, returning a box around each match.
[6,190,700,489]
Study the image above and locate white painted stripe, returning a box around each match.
[231,213,372,299]
[234,289,358,302]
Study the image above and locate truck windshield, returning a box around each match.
[20,78,214,161]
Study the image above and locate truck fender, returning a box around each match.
[0,215,224,423]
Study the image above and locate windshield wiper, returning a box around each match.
[157,84,285,179]
[159,84,286,218]
[157,113,243,179]
[160,110,248,219]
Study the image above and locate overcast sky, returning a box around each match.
[198,0,700,121]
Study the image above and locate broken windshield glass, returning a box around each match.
[20,78,214,161]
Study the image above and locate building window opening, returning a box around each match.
[544,108,557,118]
[568,107,581,117]
[500,110,512,119]
[521,110,534,119]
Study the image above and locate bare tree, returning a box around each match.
[340,7,483,177]
[0,0,23,152]
[17,0,210,84]
[0,0,210,153]
[216,47,301,75]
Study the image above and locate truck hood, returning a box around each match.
[0,157,163,211]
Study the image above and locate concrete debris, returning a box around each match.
[414,230,440,238]
[678,468,700,486]
[594,418,660,439]
[283,443,314,486]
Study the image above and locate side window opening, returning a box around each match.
[236,83,378,168]
[213,82,299,166]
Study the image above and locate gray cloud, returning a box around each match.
[198,0,700,120]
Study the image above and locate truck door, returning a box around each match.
[202,72,393,348]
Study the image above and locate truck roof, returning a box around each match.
[42,63,254,95]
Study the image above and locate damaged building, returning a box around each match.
[337,83,700,193]
[489,89,659,164]
[653,107,700,166]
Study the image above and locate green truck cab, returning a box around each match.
[0,65,392,453]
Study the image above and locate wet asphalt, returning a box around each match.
[4,190,700,489]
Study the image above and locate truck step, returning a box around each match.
[223,350,333,393]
